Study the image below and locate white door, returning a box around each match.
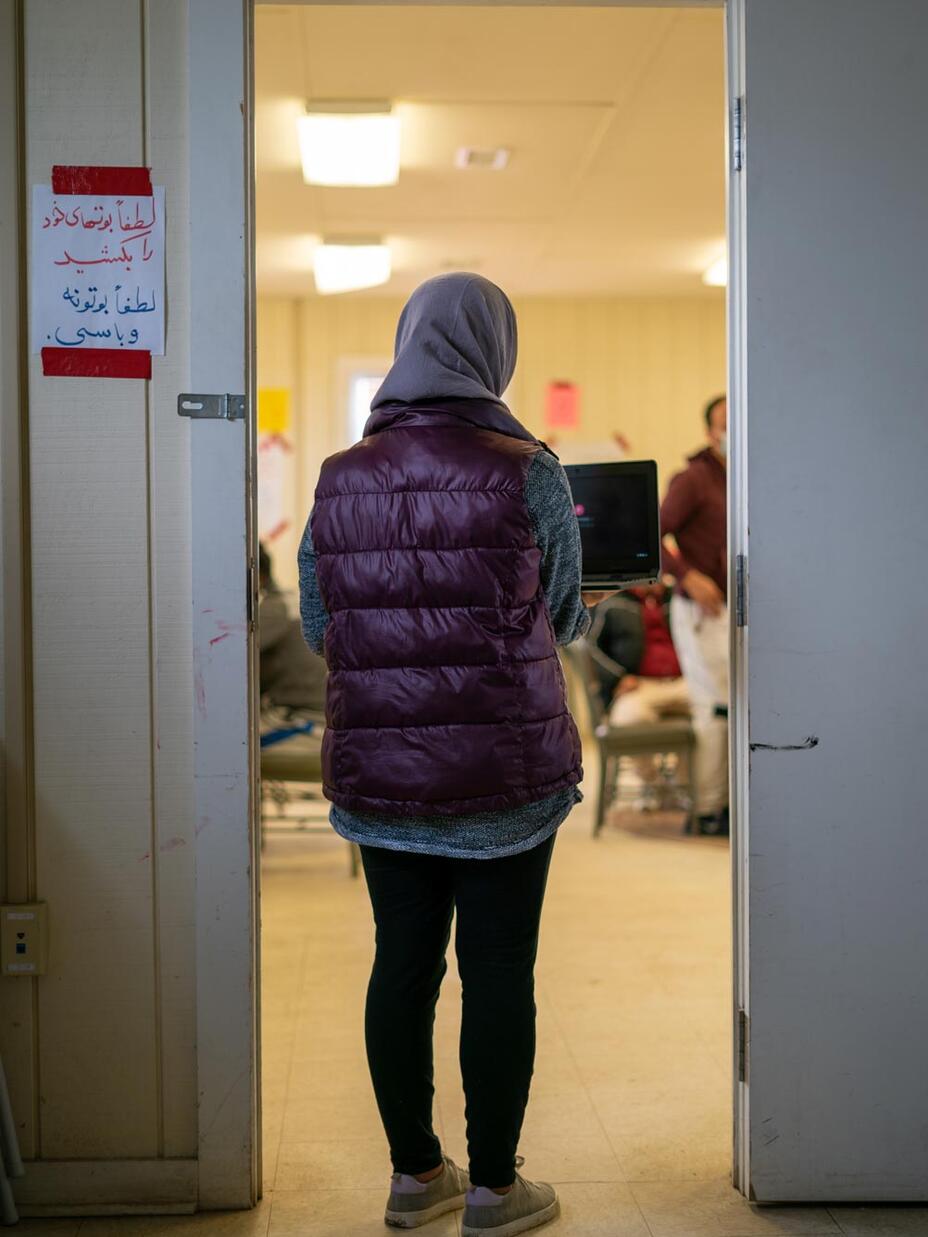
[728,0,928,1203]
[4,0,258,1212]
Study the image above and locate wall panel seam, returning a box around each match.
[10,0,42,1157]
[140,0,165,1161]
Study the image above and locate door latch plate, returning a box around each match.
[177,393,246,421]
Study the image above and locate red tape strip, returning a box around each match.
[51,165,152,196]
[42,347,152,379]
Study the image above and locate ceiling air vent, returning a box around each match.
[454,147,510,171]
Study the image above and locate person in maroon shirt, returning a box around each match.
[660,395,730,835]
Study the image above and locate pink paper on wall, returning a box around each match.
[545,381,581,429]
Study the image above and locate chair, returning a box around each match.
[259,712,359,876]
[562,640,695,837]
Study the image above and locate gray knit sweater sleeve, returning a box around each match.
[297,513,329,655]
[524,450,592,645]
[297,449,590,655]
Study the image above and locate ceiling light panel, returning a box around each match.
[702,255,727,287]
[313,240,392,295]
[299,102,400,187]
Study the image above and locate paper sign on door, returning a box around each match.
[32,165,165,378]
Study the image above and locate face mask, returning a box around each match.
[717,432,728,458]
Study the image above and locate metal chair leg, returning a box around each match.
[594,746,608,837]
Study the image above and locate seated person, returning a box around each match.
[259,543,327,716]
[588,581,689,724]
[588,583,690,800]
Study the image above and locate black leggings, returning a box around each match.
[359,834,556,1188]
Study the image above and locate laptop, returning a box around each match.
[562,460,661,590]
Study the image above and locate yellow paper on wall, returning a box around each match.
[258,388,291,434]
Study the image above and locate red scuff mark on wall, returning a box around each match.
[264,519,291,542]
[209,632,230,647]
[193,650,207,718]
[258,432,294,454]
[214,620,248,636]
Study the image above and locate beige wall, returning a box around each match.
[257,293,727,592]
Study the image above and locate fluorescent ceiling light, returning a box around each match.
[299,102,400,187]
[702,255,728,287]
[313,239,391,295]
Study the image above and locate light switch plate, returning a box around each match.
[1,902,48,975]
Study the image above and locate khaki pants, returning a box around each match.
[669,594,730,815]
[609,677,692,790]
[609,676,691,727]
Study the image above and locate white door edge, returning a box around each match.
[190,0,259,1209]
[725,0,750,1197]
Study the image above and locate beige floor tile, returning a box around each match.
[280,1092,386,1143]
[263,1122,285,1188]
[506,1131,625,1185]
[588,1074,726,1137]
[274,1140,392,1193]
[631,1179,840,1236]
[285,1059,375,1103]
[828,1207,928,1236]
[261,1079,293,1116]
[79,1203,272,1237]
[577,1043,728,1090]
[263,1141,281,1195]
[439,1084,606,1146]
[592,1070,729,1182]
[611,1131,731,1184]
[267,1188,459,1237]
[545,1181,651,1236]
[433,1055,463,1085]
[288,1022,367,1063]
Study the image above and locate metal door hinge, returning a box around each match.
[246,557,256,629]
[731,96,744,172]
[735,554,748,628]
[738,1008,749,1082]
[177,393,246,421]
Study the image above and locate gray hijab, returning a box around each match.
[371,273,517,410]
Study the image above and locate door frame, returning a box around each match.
[191,0,261,1210]
[724,0,749,1194]
[219,0,747,1205]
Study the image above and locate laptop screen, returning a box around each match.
[562,461,660,586]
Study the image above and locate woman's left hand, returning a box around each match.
[582,589,617,608]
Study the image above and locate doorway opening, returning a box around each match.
[252,5,732,1227]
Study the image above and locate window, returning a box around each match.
[347,370,388,444]
[337,357,392,447]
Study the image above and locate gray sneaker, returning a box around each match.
[461,1174,560,1237]
[384,1155,470,1229]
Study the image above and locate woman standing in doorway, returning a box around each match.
[298,273,599,1235]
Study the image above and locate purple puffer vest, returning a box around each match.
[310,402,583,817]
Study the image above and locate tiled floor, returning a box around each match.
[251,787,928,1237]
[19,784,928,1235]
